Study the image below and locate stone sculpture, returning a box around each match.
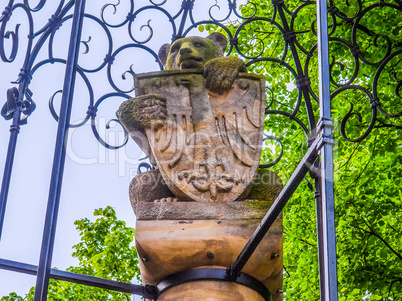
[118,32,266,203]
[118,33,283,301]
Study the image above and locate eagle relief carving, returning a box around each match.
[118,33,265,203]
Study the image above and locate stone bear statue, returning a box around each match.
[118,33,280,205]
[118,32,246,167]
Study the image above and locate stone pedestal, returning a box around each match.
[134,200,282,300]
[130,169,283,300]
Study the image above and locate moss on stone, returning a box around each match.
[244,200,273,211]
[166,37,218,70]
[247,169,283,202]
[205,56,247,72]
[117,97,138,132]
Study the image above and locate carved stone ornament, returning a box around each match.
[134,70,265,202]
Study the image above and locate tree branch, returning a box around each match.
[283,264,291,277]
[336,141,361,171]
[346,135,377,188]
[299,237,316,247]
[361,217,402,261]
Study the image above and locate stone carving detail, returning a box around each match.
[118,33,265,202]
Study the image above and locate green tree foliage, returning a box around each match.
[205,0,402,299]
[2,207,140,301]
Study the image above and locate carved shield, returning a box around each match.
[134,70,265,202]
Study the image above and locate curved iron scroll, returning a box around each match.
[1,0,400,164]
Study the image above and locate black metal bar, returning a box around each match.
[50,270,155,298]
[227,137,320,280]
[34,1,86,300]
[0,93,21,240]
[158,268,271,301]
[175,0,194,40]
[0,258,156,299]
[0,258,37,276]
[316,0,338,300]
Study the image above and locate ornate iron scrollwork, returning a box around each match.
[1,0,401,167]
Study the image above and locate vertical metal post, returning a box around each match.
[316,0,338,300]
[34,0,86,300]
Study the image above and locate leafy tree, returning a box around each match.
[1,207,140,301]
[204,0,402,300]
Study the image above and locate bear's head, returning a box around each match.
[158,32,227,70]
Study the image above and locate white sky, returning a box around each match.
[0,0,245,297]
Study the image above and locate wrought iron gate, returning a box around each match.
[1,0,400,300]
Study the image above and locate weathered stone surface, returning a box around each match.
[136,219,283,301]
[248,169,283,202]
[129,169,174,212]
[129,169,283,215]
[118,33,265,203]
[135,71,265,202]
[132,169,284,299]
[131,168,284,300]
[135,200,272,220]
[156,280,266,301]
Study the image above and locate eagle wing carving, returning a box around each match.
[137,71,265,202]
